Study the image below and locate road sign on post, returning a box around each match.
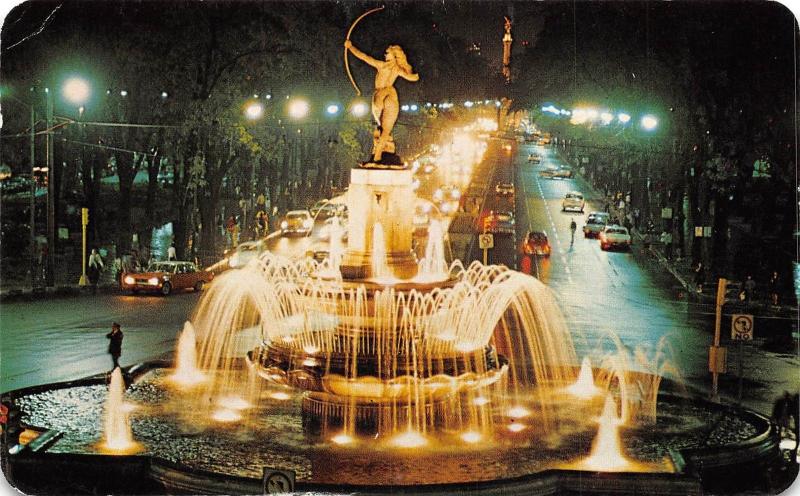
[731,314,754,341]
[479,233,494,265]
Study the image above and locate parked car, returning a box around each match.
[229,240,264,268]
[484,211,515,235]
[561,191,585,213]
[495,183,515,197]
[540,165,558,178]
[523,231,551,256]
[281,210,313,236]
[528,154,542,163]
[121,261,213,295]
[599,225,632,251]
[583,212,611,238]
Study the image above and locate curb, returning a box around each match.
[0,283,122,303]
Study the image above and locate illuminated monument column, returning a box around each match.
[498,16,514,131]
[339,168,418,280]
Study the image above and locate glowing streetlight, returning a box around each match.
[617,112,631,124]
[641,114,658,131]
[326,104,340,115]
[245,101,264,120]
[62,77,91,105]
[350,101,368,117]
[600,112,614,124]
[288,98,309,119]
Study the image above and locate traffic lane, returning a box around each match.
[0,291,199,393]
[515,154,709,377]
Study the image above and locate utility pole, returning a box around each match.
[45,89,55,287]
[29,105,36,288]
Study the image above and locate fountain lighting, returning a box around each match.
[390,430,428,449]
[460,431,482,443]
[282,335,294,343]
[455,341,480,353]
[472,396,490,406]
[211,408,242,423]
[98,368,141,454]
[580,395,631,472]
[269,391,291,401]
[217,395,251,410]
[507,406,531,419]
[302,358,318,367]
[169,322,206,387]
[565,357,602,399]
[303,345,320,354]
[332,433,355,445]
[507,423,526,433]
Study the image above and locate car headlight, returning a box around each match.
[148,277,160,285]
[303,219,313,229]
[123,275,135,285]
[281,220,289,230]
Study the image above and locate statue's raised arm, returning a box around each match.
[344,40,419,164]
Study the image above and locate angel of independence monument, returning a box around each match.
[340,16,420,280]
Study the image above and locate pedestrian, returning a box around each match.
[106,322,124,370]
[659,231,673,260]
[743,274,756,303]
[768,270,780,306]
[167,243,177,261]
[569,218,577,245]
[693,261,705,294]
[87,248,104,293]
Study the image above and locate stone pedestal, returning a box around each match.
[340,167,418,280]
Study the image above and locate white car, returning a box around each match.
[599,225,632,251]
[561,192,585,213]
[583,212,610,238]
[281,210,313,236]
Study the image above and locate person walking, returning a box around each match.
[569,218,577,246]
[768,270,780,306]
[693,262,705,294]
[87,248,104,294]
[743,274,757,303]
[106,322,124,370]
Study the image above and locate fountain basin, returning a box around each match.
[3,362,781,495]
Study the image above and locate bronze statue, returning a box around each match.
[344,40,419,164]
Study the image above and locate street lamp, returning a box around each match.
[350,100,368,117]
[62,77,91,106]
[617,112,631,124]
[287,98,310,119]
[245,101,264,120]
[641,114,658,131]
[326,104,340,116]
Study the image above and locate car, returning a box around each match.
[281,210,313,236]
[599,225,632,251]
[552,166,574,179]
[561,191,585,213]
[528,154,542,163]
[523,231,551,256]
[495,183,515,197]
[583,212,611,238]
[310,200,334,220]
[121,261,213,295]
[483,211,515,235]
[229,240,264,268]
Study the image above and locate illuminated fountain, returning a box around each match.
[97,368,140,454]
[6,126,782,494]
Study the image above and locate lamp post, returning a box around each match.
[45,88,55,286]
[29,103,36,288]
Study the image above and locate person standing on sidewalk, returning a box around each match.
[659,230,673,260]
[743,274,757,303]
[167,243,177,261]
[87,248,104,294]
[106,322,124,370]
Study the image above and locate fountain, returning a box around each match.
[1,30,782,495]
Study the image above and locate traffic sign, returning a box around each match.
[263,467,295,494]
[731,314,754,341]
[479,233,494,250]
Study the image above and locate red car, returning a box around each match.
[523,231,551,256]
[121,261,213,295]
